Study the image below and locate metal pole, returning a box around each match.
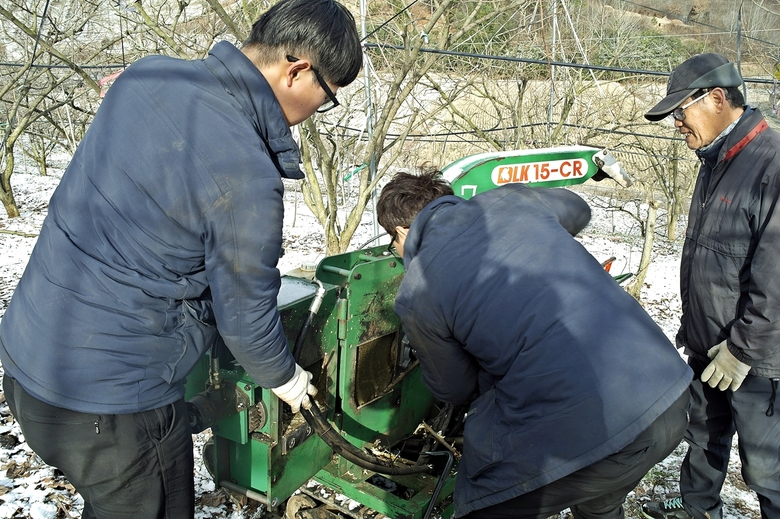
[547,0,558,143]
[360,0,380,242]
[737,0,747,103]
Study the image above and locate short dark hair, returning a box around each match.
[693,87,745,109]
[722,86,745,109]
[377,168,454,239]
[244,0,362,87]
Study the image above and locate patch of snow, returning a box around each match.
[0,171,759,518]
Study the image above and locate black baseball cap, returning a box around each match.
[645,53,743,121]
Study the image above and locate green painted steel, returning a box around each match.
[186,245,453,517]
[185,146,633,517]
[314,459,456,519]
[443,145,631,199]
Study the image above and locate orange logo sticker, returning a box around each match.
[492,159,588,185]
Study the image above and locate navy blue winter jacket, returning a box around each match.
[394,184,693,516]
[0,42,302,414]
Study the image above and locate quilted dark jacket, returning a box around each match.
[394,184,692,516]
[0,41,303,414]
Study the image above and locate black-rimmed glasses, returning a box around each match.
[286,55,339,113]
[387,240,399,258]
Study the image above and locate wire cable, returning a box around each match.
[360,0,421,42]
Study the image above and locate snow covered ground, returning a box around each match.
[0,170,761,519]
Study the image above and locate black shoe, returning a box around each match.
[642,497,692,519]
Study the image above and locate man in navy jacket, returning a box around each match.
[0,0,361,517]
[377,170,692,519]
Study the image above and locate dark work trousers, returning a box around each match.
[679,357,780,519]
[3,375,195,519]
[464,391,689,519]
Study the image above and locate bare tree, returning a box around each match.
[0,0,238,217]
[1,0,776,277]
[0,0,112,216]
[298,0,541,254]
[0,63,74,216]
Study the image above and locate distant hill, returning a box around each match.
[611,0,780,128]
[619,0,780,46]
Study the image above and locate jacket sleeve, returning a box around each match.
[395,294,479,405]
[203,175,296,388]
[503,184,591,236]
[537,187,591,236]
[730,165,780,365]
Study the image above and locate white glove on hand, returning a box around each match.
[701,341,751,392]
[271,364,317,413]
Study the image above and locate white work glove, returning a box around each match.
[271,364,317,413]
[701,341,751,392]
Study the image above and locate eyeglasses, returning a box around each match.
[286,55,339,113]
[672,90,710,121]
[387,240,399,258]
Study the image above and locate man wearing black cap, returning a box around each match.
[643,53,780,519]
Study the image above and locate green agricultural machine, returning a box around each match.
[185,146,632,519]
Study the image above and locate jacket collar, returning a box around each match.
[205,41,304,180]
[696,107,767,168]
[403,195,462,264]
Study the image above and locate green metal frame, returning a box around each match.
[186,146,634,517]
[186,246,454,517]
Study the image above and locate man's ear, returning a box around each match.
[285,59,311,87]
[394,226,407,238]
[709,87,727,113]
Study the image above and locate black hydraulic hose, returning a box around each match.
[292,279,327,362]
[422,450,454,519]
[300,404,432,475]
[292,278,431,475]
[291,312,314,362]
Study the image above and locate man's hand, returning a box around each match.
[701,341,751,391]
[271,364,317,413]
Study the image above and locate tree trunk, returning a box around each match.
[625,200,657,300]
[666,198,679,242]
[325,226,341,256]
[1,149,20,218]
[666,156,680,241]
